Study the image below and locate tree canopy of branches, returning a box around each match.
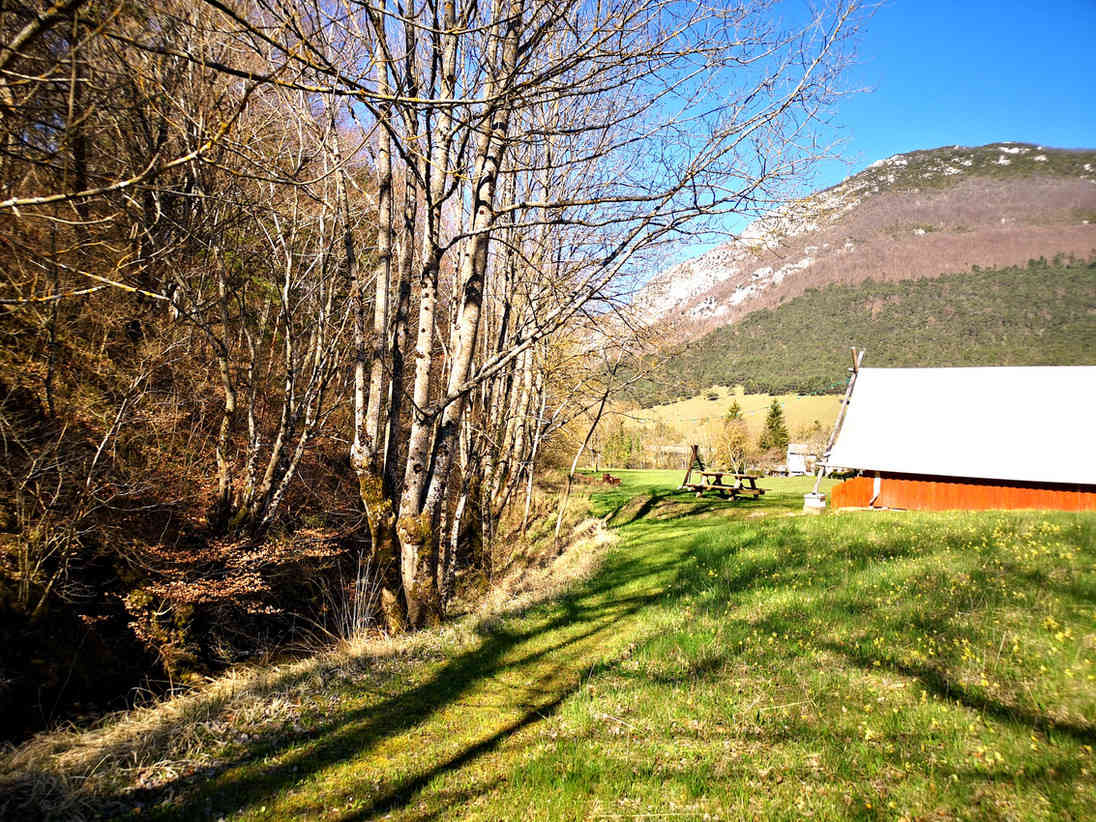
[0,0,864,728]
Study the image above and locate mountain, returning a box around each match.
[637,143,1096,336]
[624,257,1096,406]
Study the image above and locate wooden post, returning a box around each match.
[812,348,865,496]
[680,444,704,489]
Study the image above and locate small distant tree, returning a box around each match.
[725,400,743,421]
[604,421,643,469]
[716,416,752,472]
[795,419,828,453]
[758,400,790,452]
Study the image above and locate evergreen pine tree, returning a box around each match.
[759,399,789,451]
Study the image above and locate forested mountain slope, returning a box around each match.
[626,257,1096,405]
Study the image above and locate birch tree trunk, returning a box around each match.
[395,0,460,628]
[353,3,405,632]
[421,76,517,533]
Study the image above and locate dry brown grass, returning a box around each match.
[476,517,615,622]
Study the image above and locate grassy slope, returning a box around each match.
[11,474,1096,820]
[628,258,1096,405]
[626,384,842,441]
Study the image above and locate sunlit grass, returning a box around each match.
[142,475,1096,818]
[7,472,1093,820]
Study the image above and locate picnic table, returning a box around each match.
[678,444,766,500]
[681,470,766,499]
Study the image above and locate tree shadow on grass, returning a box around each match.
[597,483,786,529]
[107,550,682,821]
[623,508,1096,744]
[605,489,678,527]
[339,688,574,821]
[544,510,1095,817]
[15,490,1092,820]
[824,640,1096,746]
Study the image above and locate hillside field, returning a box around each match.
[626,385,842,443]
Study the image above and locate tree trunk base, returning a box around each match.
[397,513,442,629]
[379,587,407,634]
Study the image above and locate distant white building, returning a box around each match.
[775,443,817,476]
[786,443,812,476]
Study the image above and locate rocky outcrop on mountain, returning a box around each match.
[638,143,1096,336]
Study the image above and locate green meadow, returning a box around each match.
[11,472,1095,820]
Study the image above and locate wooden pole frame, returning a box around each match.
[812,347,865,495]
[680,443,705,489]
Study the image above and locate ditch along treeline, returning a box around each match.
[0,2,863,738]
[625,256,1096,406]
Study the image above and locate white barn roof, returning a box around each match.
[827,366,1096,486]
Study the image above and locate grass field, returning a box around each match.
[6,473,1095,820]
[627,385,842,441]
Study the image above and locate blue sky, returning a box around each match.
[809,0,1096,190]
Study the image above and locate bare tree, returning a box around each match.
[1,0,865,641]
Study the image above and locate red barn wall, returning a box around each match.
[830,473,1096,512]
[830,476,874,508]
